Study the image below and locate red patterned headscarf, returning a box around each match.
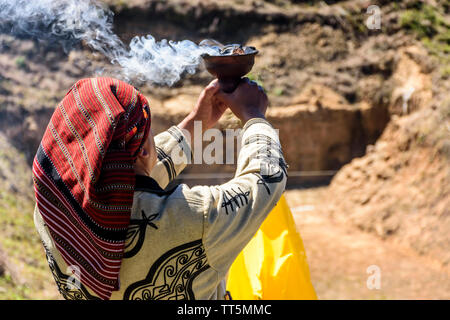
[32,77,151,299]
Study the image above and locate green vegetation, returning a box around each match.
[273,87,285,97]
[247,72,265,87]
[400,4,450,77]
[0,274,30,300]
[0,189,55,299]
[14,56,27,70]
[0,143,58,299]
[400,4,447,38]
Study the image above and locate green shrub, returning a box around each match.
[401,4,450,77]
[400,4,446,38]
[14,56,27,70]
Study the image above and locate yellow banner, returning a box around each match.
[227,195,317,300]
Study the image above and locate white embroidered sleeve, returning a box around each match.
[150,126,192,189]
[198,118,288,275]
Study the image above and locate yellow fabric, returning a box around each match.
[226,195,317,300]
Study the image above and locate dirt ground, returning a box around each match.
[285,188,450,300]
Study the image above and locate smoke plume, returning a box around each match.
[0,0,217,86]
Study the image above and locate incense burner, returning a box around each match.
[201,43,258,93]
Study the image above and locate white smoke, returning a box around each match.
[0,0,218,86]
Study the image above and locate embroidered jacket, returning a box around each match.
[34,118,287,300]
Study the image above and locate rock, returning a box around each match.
[321,102,450,266]
[390,46,433,115]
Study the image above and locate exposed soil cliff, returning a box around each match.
[321,52,449,266]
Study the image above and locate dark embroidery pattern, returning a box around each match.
[261,163,286,183]
[156,146,176,181]
[42,244,100,300]
[124,210,159,259]
[244,134,278,147]
[123,239,209,300]
[253,146,288,196]
[250,134,288,190]
[168,126,193,162]
[221,187,251,215]
[253,173,271,195]
[245,133,288,180]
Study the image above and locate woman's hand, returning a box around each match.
[187,79,228,130]
[216,78,268,123]
[178,80,228,144]
[193,79,228,130]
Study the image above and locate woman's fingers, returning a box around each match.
[215,87,232,106]
[203,79,220,98]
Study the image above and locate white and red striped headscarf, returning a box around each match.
[32,77,151,299]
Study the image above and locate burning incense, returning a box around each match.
[200,40,259,93]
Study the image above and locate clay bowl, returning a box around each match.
[202,50,258,93]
